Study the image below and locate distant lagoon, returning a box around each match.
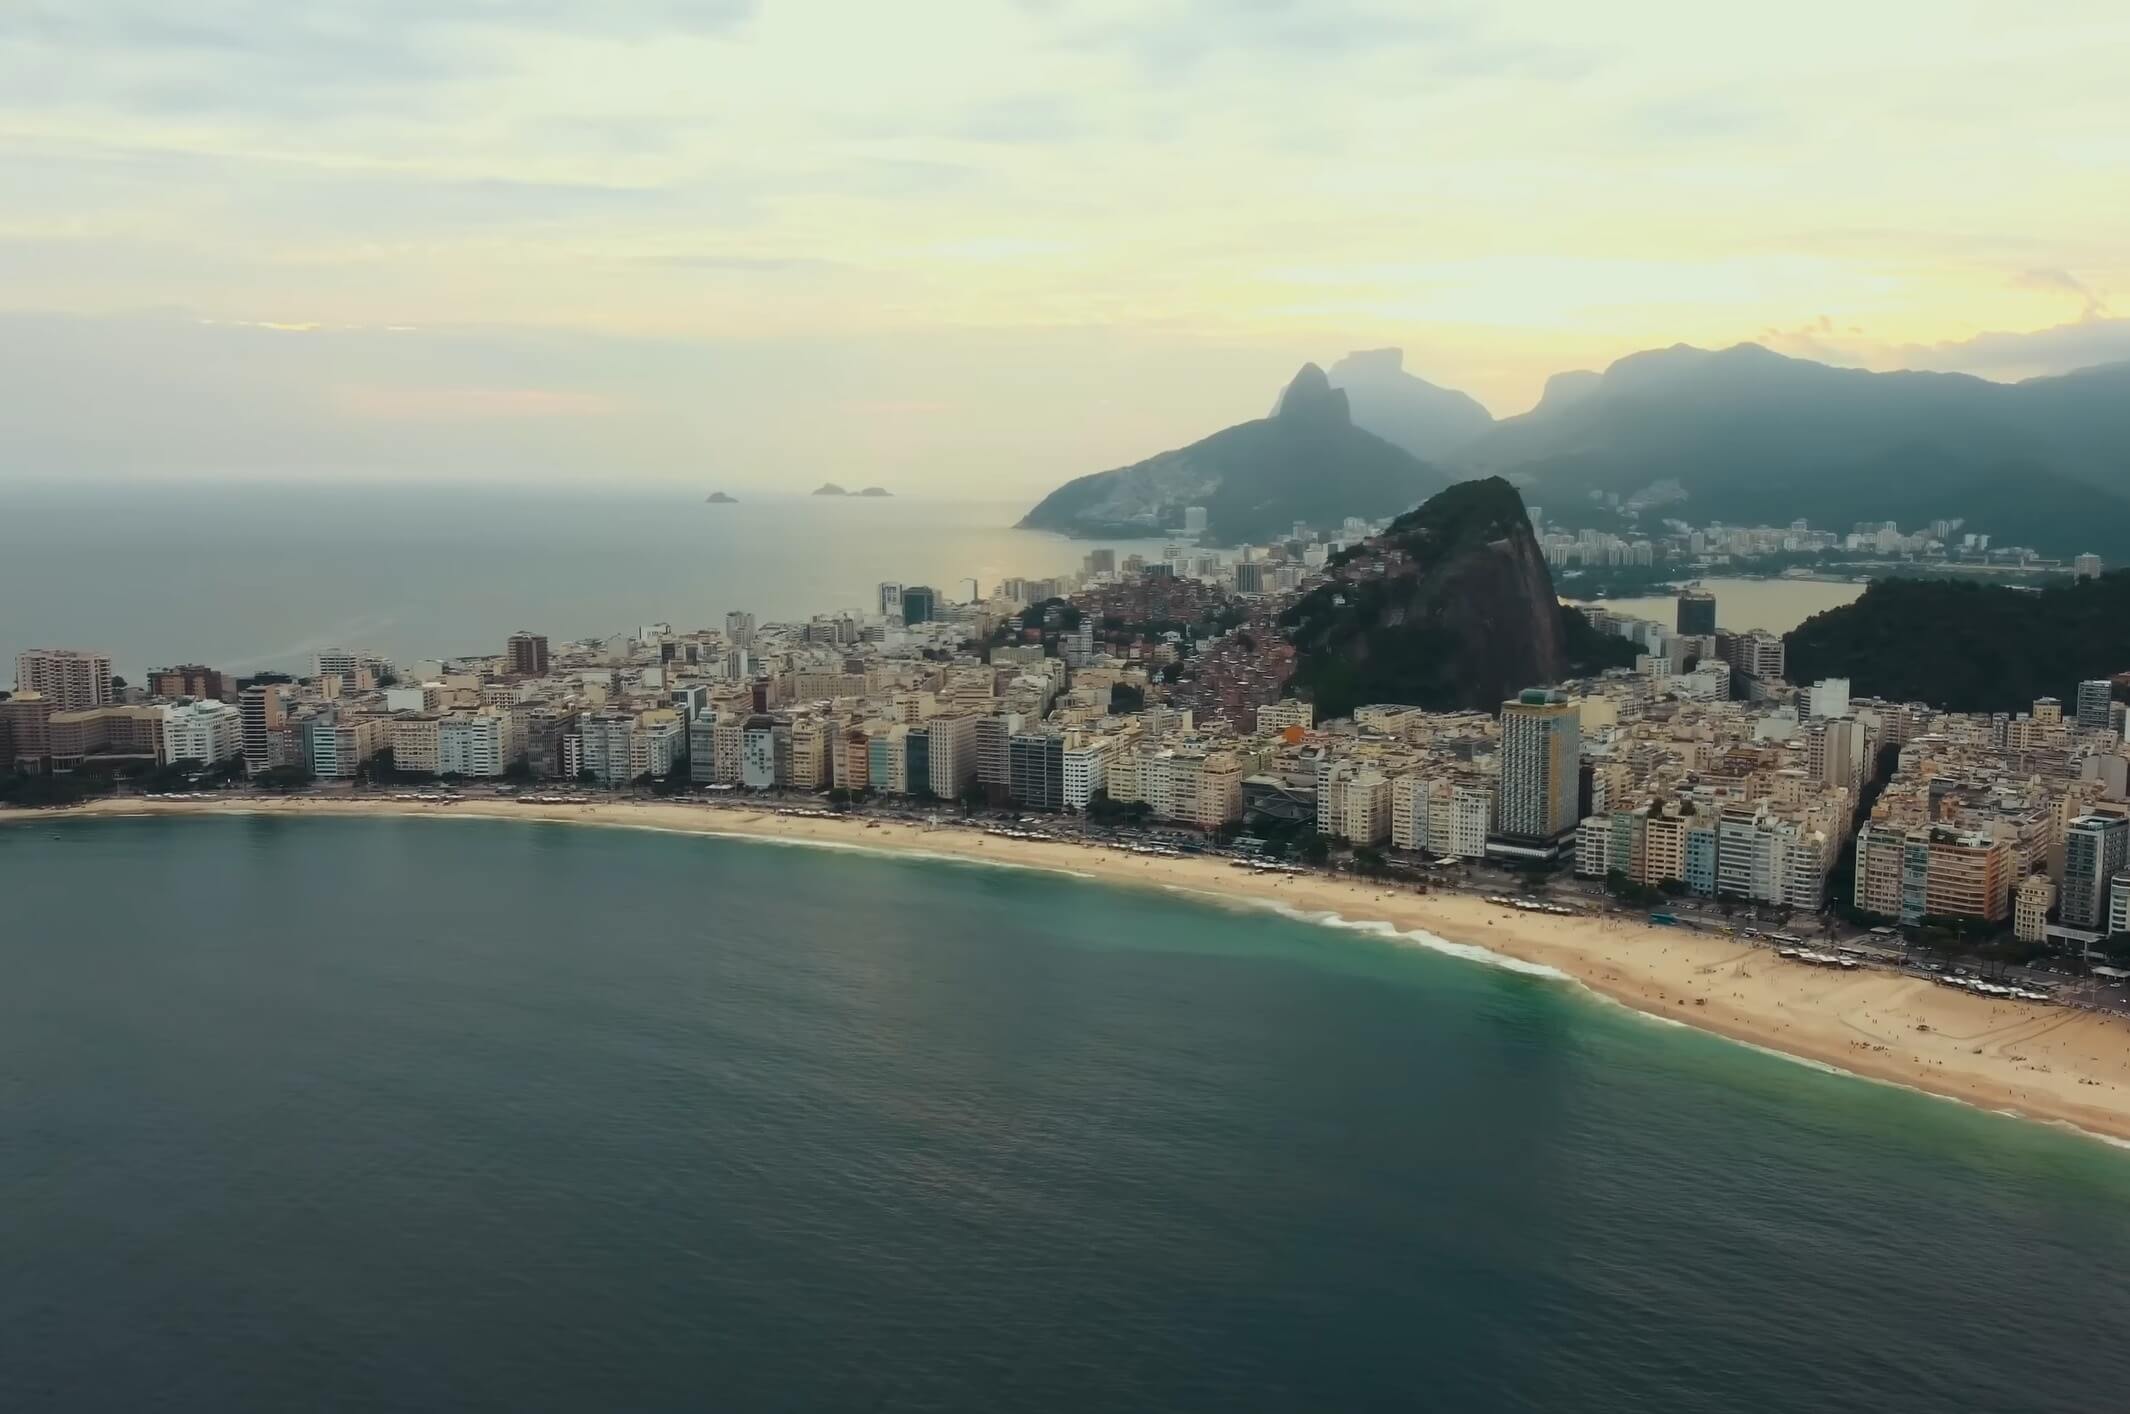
[1567,576,1866,635]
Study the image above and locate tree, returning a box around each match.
[576,768,598,786]
[958,778,987,812]
[252,765,313,792]
[0,770,96,807]
[1086,790,1152,826]
[355,748,400,785]
[1299,834,1331,867]
[1604,868,1665,908]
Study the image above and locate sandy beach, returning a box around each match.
[18,793,2130,1146]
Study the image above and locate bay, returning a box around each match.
[0,483,1164,679]
[3,815,2127,1413]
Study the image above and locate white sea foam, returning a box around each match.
[1239,896,1571,981]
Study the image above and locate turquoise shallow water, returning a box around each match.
[4,815,2128,1412]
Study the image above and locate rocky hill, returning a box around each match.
[1282,477,1625,718]
[1018,364,1448,544]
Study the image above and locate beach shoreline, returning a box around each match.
[15,793,2130,1146]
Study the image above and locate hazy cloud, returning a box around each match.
[1763,314,2130,380]
[3,0,2128,488]
[2013,268,2111,320]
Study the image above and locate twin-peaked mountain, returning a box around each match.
[1016,363,1451,545]
[1278,348,1496,461]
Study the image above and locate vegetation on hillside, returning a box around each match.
[1786,573,2130,711]
[1283,478,1572,718]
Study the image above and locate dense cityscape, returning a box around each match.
[10,504,2129,998]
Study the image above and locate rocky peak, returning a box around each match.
[1281,477,1566,717]
[1273,362,1351,426]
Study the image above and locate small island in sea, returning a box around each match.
[704,491,738,504]
[812,482,848,496]
[857,486,892,498]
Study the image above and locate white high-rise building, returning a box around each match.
[1496,689,1582,842]
[161,699,242,764]
[740,716,778,789]
[580,713,637,786]
[314,649,392,685]
[438,710,510,777]
[1062,739,1111,810]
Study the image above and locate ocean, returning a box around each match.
[0,483,1166,679]
[4,815,2127,1412]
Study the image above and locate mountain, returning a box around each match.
[1531,368,1601,415]
[1787,573,2130,712]
[1454,344,2130,555]
[813,482,848,496]
[1281,477,1628,718]
[1277,348,1495,461]
[1018,365,1450,544]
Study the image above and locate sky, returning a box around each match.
[3,0,2127,497]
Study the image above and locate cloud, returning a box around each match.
[1,1,757,117]
[1624,91,1775,140]
[1058,0,1526,73]
[634,254,843,273]
[1891,318,2130,377]
[332,384,625,421]
[953,96,1085,145]
[1763,314,2130,380]
[2013,268,2111,320]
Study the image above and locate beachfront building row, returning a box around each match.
[1,693,243,772]
[1853,823,2016,925]
[1578,802,1835,910]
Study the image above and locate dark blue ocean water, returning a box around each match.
[4,815,2128,1412]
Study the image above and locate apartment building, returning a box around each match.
[439,710,511,777]
[162,699,242,765]
[393,714,443,774]
[15,648,113,711]
[48,705,164,768]
[926,715,979,799]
